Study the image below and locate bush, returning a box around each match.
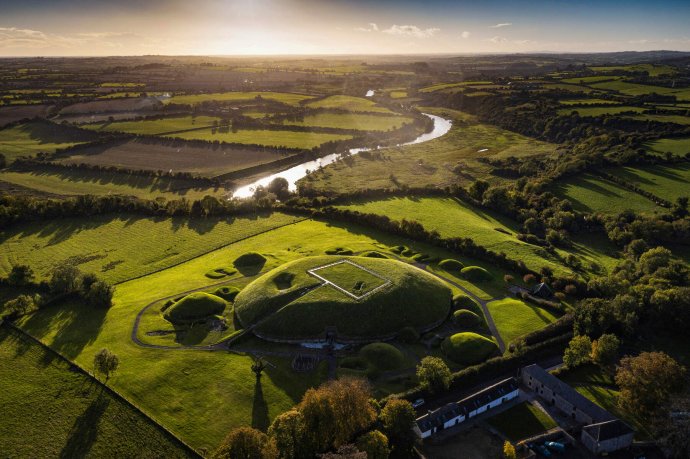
[233,252,266,268]
[214,286,241,302]
[397,326,420,344]
[360,343,406,371]
[461,266,492,282]
[452,309,481,328]
[441,332,499,365]
[164,292,226,323]
[439,259,464,272]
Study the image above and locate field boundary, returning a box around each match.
[115,214,308,286]
[0,321,202,458]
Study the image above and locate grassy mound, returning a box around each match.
[461,266,492,282]
[164,292,226,324]
[235,256,452,340]
[213,286,240,302]
[452,294,482,314]
[361,251,388,259]
[325,247,354,255]
[359,343,406,371]
[441,332,499,365]
[234,252,266,268]
[453,310,481,328]
[205,266,238,279]
[439,259,464,272]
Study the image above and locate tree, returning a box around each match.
[50,263,82,294]
[638,247,672,275]
[469,179,489,201]
[416,356,451,394]
[563,335,592,368]
[268,410,307,459]
[267,177,291,201]
[85,280,114,308]
[356,430,389,459]
[615,352,686,418]
[591,333,620,367]
[379,399,416,455]
[7,264,34,286]
[503,441,516,459]
[93,348,119,384]
[214,427,278,459]
[252,356,267,379]
[3,294,37,318]
[319,444,366,459]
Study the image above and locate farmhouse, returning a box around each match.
[581,419,635,455]
[414,377,519,439]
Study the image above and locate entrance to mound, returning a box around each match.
[307,259,391,300]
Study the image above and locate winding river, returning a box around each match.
[232,113,453,198]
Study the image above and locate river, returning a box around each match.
[232,113,452,198]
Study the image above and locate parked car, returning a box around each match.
[412,399,425,408]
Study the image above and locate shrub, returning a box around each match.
[439,259,464,272]
[233,252,267,268]
[214,286,241,302]
[441,332,499,365]
[461,266,492,282]
[397,326,420,344]
[452,309,481,328]
[360,343,406,371]
[164,292,226,324]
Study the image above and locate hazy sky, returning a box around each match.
[1,0,689,56]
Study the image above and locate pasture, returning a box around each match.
[0,121,92,163]
[589,64,677,77]
[82,116,221,135]
[644,136,690,157]
[167,128,353,149]
[280,112,414,131]
[624,114,690,125]
[557,106,646,117]
[605,164,690,202]
[164,91,313,106]
[560,75,623,84]
[486,298,560,346]
[54,139,291,177]
[0,325,194,458]
[305,95,394,113]
[558,98,622,105]
[550,172,663,215]
[589,80,690,101]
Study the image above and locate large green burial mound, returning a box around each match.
[234,256,452,340]
[442,332,499,365]
[164,292,226,324]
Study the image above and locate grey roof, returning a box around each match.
[522,364,613,423]
[416,377,518,432]
[583,419,634,441]
[531,282,554,298]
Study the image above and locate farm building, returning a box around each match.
[531,282,555,300]
[414,377,519,439]
[581,419,635,455]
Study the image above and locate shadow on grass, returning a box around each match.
[59,391,110,459]
[252,378,270,432]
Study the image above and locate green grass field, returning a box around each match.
[419,81,492,93]
[0,212,304,284]
[0,325,194,458]
[550,172,663,215]
[280,112,413,131]
[560,76,623,84]
[303,107,557,193]
[336,196,620,278]
[486,298,560,346]
[0,169,224,200]
[589,64,677,77]
[0,121,91,163]
[305,95,393,113]
[590,80,690,101]
[558,98,622,106]
[644,137,690,157]
[167,128,353,149]
[625,114,690,125]
[82,116,221,135]
[487,402,557,441]
[557,106,646,117]
[605,164,690,202]
[164,91,313,106]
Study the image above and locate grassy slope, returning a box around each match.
[605,164,690,202]
[82,116,221,135]
[0,121,87,163]
[550,172,663,215]
[14,218,501,450]
[336,196,620,278]
[644,137,690,156]
[305,95,393,114]
[0,326,194,458]
[167,128,352,149]
[486,298,559,346]
[487,402,557,442]
[164,91,313,106]
[0,212,304,283]
[302,107,557,193]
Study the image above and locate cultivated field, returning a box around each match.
[167,128,353,149]
[164,91,313,106]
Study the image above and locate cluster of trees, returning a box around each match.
[213,378,418,459]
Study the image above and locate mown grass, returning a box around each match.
[486,298,559,346]
[336,196,620,278]
[644,137,690,157]
[0,325,194,458]
[0,121,90,163]
[557,106,646,117]
[550,172,663,215]
[605,164,690,202]
[302,107,557,193]
[280,112,413,132]
[164,91,313,106]
[305,95,393,114]
[82,116,221,135]
[0,212,304,284]
[487,402,557,441]
[167,128,352,149]
[0,169,225,200]
[13,218,495,451]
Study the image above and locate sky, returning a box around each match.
[1,0,689,56]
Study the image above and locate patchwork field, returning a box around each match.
[605,164,690,202]
[54,139,291,177]
[82,116,221,135]
[305,95,394,114]
[644,137,690,157]
[164,91,313,106]
[167,128,353,149]
[550,172,662,215]
[0,325,195,458]
[301,107,557,193]
[0,212,305,284]
[0,121,92,163]
[486,298,560,346]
